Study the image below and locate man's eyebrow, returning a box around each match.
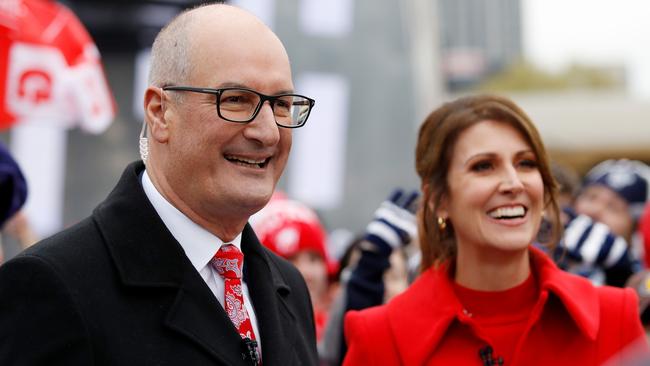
[217,82,247,88]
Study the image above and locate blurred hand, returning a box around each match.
[3,211,38,249]
[363,189,419,253]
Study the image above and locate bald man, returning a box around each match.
[0,4,318,365]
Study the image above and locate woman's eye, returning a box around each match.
[471,161,492,172]
[519,159,538,169]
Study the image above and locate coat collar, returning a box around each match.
[93,162,187,287]
[92,161,298,365]
[385,246,600,365]
[531,246,600,340]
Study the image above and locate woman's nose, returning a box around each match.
[499,165,524,194]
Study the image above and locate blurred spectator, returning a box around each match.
[551,161,580,208]
[557,159,650,287]
[0,141,28,263]
[383,245,410,302]
[2,211,38,250]
[0,142,27,228]
[576,159,650,242]
[558,207,641,287]
[320,189,418,365]
[252,195,337,346]
[641,203,650,268]
[343,189,417,312]
[535,161,577,244]
[631,202,650,325]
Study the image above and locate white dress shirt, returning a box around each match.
[141,170,262,350]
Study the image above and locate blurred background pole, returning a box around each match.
[399,0,445,124]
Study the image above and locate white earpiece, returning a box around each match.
[139,121,148,163]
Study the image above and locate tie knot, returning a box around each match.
[211,244,243,279]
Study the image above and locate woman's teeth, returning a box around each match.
[488,205,525,219]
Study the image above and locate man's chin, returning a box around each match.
[242,191,275,213]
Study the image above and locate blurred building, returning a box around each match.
[439,0,522,90]
[63,0,203,52]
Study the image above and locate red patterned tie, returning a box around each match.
[211,244,260,363]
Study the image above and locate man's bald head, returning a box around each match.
[148,4,285,88]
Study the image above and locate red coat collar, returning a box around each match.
[385,247,599,365]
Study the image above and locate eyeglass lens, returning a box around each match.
[218,89,310,127]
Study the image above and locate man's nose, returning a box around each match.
[243,101,280,146]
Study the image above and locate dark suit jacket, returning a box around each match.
[0,162,318,366]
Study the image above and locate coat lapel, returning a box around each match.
[164,267,246,365]
[386,263,462,365]
[93,162,248,365]
[241,224,298,365]
[530,247,600,340]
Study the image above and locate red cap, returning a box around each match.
[252,196,336,274]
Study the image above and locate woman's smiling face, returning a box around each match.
[439,120,545,257]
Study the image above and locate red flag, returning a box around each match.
[0,0,115,133]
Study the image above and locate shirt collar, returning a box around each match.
[141,169,243,272]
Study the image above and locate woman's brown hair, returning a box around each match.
[415,94,561,270]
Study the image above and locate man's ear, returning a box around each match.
[144,87,170,143]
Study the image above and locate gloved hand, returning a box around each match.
[363,189,419,254]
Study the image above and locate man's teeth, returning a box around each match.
[488,206,525,219]
[225,155,267,168]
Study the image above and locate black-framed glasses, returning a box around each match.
[162,86,315,128]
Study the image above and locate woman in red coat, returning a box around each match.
[343,95,649,365]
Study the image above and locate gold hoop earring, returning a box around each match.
[437,217,447,231]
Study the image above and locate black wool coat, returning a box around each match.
[0,161,318,366]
